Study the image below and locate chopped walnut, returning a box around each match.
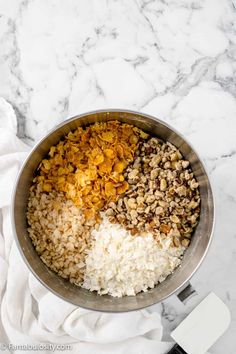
[106,137,200,248]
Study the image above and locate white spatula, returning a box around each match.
[167,292,231,354]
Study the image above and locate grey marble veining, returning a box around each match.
[0,0,236,352]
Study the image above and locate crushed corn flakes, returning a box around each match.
[35,121,147,219]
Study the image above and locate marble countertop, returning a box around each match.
[0,0,236,352]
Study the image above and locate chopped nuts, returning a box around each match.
[128,169,139,179]
[175,185,187,196]
[155,206,164,215]
[150,168,159,180]
[146,195,156,204]
[127,198,137,209]
[182,238,190,247]
[182,160,190,169]
[137,196,144,205]
[107,136,200,248]
[160,224,171,234]
[173,236,180,247]
[190,179,199,189]
[170,215,180,224]
[160,179,167,191]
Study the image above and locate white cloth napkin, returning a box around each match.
[0,98,175,354]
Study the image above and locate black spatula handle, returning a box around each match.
[166,344,188,354]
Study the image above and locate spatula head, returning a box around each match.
[171,292,231,354]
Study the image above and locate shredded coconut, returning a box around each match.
[82,217,185,297]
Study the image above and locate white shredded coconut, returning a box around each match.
[82,218,185,297]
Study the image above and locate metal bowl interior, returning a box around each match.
[12,110,214,312]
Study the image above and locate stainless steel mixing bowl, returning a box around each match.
[12,110,214,312]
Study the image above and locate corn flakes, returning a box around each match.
[35,121,147,219]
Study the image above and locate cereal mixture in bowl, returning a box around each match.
[27,121,200,297]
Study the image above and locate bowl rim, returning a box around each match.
[11,108,215,311]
